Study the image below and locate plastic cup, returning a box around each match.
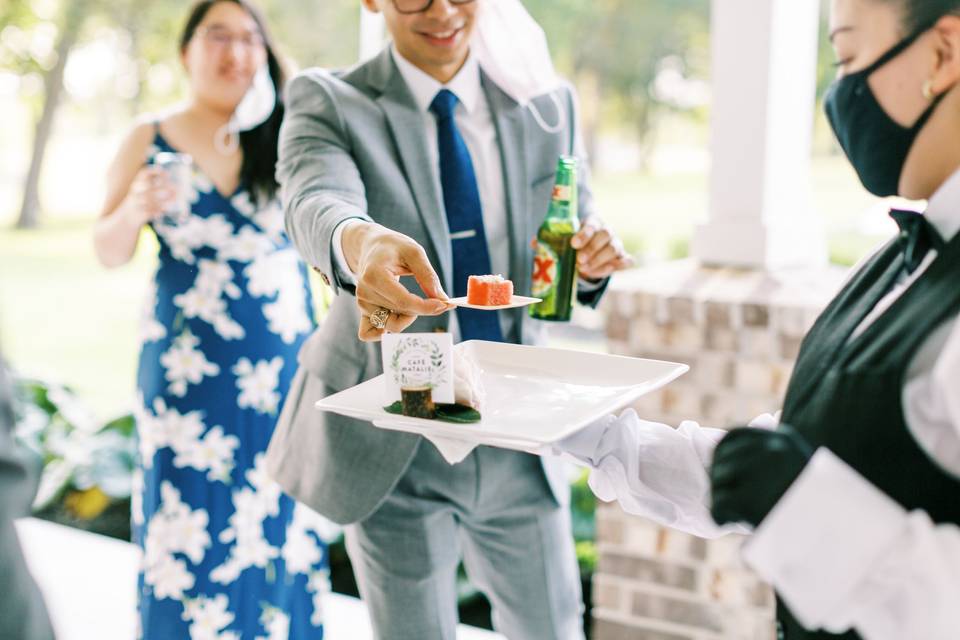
[153,151,193,224]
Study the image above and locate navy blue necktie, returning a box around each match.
[889,209,945,274]
[430,89,503,342]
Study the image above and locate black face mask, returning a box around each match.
[824,25,945,197]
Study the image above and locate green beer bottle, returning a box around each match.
[530,156,579,322]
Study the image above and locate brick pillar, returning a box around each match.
[592,260,847,640]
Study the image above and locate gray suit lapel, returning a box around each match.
[484,76,532,298]
[367,51,454,293]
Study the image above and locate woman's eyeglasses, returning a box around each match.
[197,26,264,50]
[392,0,475,16]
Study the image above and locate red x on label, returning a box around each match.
[533,255,554,283]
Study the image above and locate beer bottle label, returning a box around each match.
[552,184,572,202]
[531,240,559,298]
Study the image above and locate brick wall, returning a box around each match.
[592,260,846,640]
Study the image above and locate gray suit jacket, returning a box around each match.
[0,362,55,640]
[266,48,606,525]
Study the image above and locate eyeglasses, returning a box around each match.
[197,26,264,50]
[392,0,475,15]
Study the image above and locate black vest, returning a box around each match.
[775,229,960,640]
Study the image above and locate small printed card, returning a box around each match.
[381,333,454,403]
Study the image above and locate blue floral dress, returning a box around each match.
[133,131,333,639]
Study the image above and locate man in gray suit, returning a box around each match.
[0,356,55,640]
[266,0,631,637]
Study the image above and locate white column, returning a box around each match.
[359,7,387,61]
[692,0,827,269]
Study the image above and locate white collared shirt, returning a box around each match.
[332,46,510,341]
[389,46,510,295]
[561,167,960,639]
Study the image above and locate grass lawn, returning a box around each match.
[0,220,155,418]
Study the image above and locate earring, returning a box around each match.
[922,79,935,101]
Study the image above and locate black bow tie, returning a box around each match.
[889,209,945,274]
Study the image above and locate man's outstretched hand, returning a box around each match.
[342,222,455,342]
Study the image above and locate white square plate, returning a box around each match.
[446,295,542,311]
[315,341,688,445]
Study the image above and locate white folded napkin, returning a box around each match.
[424,435,479,464]
[373,419,546,465]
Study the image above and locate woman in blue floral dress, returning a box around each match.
[93,2,332,637]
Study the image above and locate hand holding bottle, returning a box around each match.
[571,217,634,281]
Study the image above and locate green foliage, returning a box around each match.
[12,376,136,540]
[575,540,598,575]
[383,400,482,423]
[828,232,886,267]
[525,0,710,143]
[570,467,597,573]
[816,0,840,101]
[0,0,79,124]
[1,0,361,114]
[667,235,691,261]
[2,0,710,141]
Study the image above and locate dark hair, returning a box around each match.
[180,0,285,203]
[890,0,960,33]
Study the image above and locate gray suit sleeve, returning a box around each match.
[0,364,55,640]
[277,70,373,295]
[563,84,610,308]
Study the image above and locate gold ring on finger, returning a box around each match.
[369,307,391,330]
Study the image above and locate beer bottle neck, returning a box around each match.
[546,179,577,221]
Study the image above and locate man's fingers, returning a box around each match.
[356,282,421,317]
[392,313,418,333]
[357,310,420,342]
[579,265,612,281]
[571,220,599,250]
[360,267,450,316]
[579,252,633,280]
[584,244,619,272]
[401,245,450,303]
[577,229,613,265]
[358,322,385,342]
[357,301,416,334]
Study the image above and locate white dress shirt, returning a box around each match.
[562,167,960,639]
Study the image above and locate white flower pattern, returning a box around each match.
[244,251,313,345]
[136,396,239,482]
[233,357,284,415]
[137,139,324,638]
[210,455,283,585]
[173,260,246,341]
[139,281,167,344]
[142,482,210,600]
[160,332,221,397]
[147,554,195,601]
[283,502,338,628]
[182,594,237,640]
[256,607,291,640]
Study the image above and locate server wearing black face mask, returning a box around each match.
[539,1,960,639]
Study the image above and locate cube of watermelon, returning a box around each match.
[467,275,514,306]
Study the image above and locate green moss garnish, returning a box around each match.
[384,401,481,424]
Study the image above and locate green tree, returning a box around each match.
[2,0,361,229]
[5,0,91,229]
[526,0,710,167]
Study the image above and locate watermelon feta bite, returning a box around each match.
[466,275,514,306]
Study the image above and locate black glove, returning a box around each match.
[709,424,815,528]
